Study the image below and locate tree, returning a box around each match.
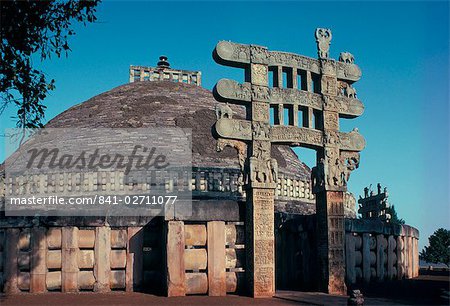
[0,0,100,129]
[420,228,450,267]
[386,204,405,225]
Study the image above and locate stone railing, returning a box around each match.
[0,219,246,295]
[166,221,245,296]
[345,219,419,285]
[191,167,315,204]
[129,65,201,86]
[1,167,314,206]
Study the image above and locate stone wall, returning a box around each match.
[0,218,246,296]
[345,219,419,285]
[165,221,246,296]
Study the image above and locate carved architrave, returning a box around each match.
[215,118,252,141]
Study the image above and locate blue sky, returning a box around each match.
[1,1,449,249]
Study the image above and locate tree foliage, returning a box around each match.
[1,0,100,128]
[386,205,405,225]
[420,228,450,267]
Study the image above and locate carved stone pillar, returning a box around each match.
[246,188,275,297]
[245,59,276,298]
[315,54,347,295]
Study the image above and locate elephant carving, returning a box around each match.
[215,103,233,119]
[339,52,355,64]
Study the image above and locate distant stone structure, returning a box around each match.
[129,55,201,86]
[213,28,365,296]
[358,183,391,222]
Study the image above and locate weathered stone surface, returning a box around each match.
[47,228,62,249]
[207,221,226,296]
[185,273,208,295]
[17,272,30,291]
[125,253,134,292]
[110,250,127,269]
[78,271,95,290]
[94,227,110,292]
[62,227,79,293]
[78,230,95,249]
[4,228,20,294]
[18,229,31,251]
[110,270,126,289]
[111,229,127,249]
[362,233,371,283]
[47,250,62,269]
[345,233,356,284]
[184,249,207,271]
[184,225,207,246]
[166,221,185,297]
[78,250,95,269]
[31,227,47,293]
[46,271,61,290]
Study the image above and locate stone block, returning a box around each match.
[78,250,94,269]
[78,271,95,290]
[4,228,20,294]
[345,233,356,285]
[207,221,226,296]
[362,233,371,283]
[111,229,127,249]
[18,229,31,251]
[166,221,185,297]
[46,271,61,290]
[126,253,134,292]
[226,272,237,293]
[62,227,79,292]
[18,252,30,270]
[78,230,95,249]
[184,225,206,246]
[110,270,126,289]
[110,249,127,269]
[31,227,47,293]
[47,228,62,250]
[94,227,111,292]
[184,248,207,271]
[47,250,62,269]
[17,272,30,291]
[185,273,208,295]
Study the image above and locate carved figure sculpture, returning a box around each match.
[215,103,233,119]
[268,158,278,183]
[338,81,357,99]
[315,28,332,59]
[216,138,247,172]
[311,158,326,191]
[339,52,354,64]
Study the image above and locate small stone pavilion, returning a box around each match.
[0,30,419,297]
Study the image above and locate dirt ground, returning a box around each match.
[1,273,448,306]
